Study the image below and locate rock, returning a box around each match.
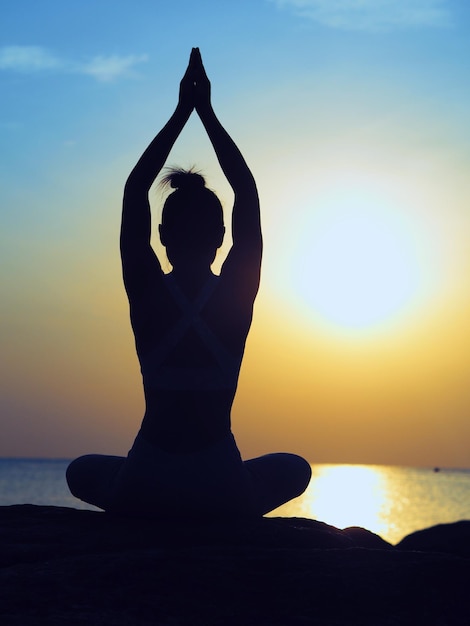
[0,505,469,625]
[397,520,470,558]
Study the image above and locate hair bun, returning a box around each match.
[161,168,206,192]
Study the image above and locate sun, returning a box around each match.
[273,181,429,332]
[295,205,420,328]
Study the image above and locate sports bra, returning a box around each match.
[139,273,242,392]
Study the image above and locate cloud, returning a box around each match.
[0,46,62,71]
[268,0,452,32]
[79,54,148,82]
[0,46,148,81]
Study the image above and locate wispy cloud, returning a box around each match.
[268,0,452,32]
[0,46,148,81]
[0,46,62,71]
[80,54,148,82]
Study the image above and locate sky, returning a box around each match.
[1,0,469,467]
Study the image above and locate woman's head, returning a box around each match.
[159,168,225,269]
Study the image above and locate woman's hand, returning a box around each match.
[192,48,212,114]
[178,49,197,113]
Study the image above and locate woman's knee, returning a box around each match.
[66,453,127,509]
[289,454,312,496]
[245,452,311,499]
[66,455,94,499]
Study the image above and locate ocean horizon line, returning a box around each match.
[0,457,469,473]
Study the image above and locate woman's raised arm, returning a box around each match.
[120,52,196,289]
[192,50,262,282]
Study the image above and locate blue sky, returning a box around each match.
[1,1,470,465]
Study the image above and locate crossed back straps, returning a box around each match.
[139,274,242,391]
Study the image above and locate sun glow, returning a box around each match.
[295,205,420,328]
[268,176,435,333]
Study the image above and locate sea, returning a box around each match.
[0,459,469,545]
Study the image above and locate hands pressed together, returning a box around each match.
[178,48,212,115]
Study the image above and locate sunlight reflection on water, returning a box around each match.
[268,464,470,545]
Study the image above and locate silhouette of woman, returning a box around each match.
[66,49,311,517]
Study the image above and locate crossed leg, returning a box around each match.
[66,449,311,516]
[66,454,126,510]
[244,452,312,515]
